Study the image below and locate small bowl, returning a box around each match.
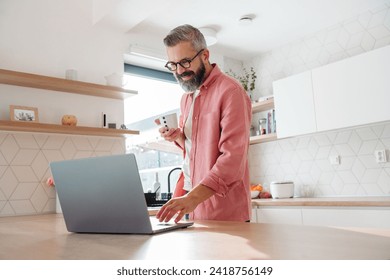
[250,190,260,198]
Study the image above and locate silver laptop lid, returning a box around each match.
[50,154,154,234]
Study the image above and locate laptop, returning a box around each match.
[49,153,193,234]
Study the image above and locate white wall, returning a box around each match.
[0,0,126,84]
[0,0,130,216]
[0,0,130,126]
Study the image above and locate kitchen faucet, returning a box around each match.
[167,167,181,199]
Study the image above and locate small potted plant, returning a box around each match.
[227,67,257,100]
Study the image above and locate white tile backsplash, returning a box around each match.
[0,131,125,217]
[250,122,390,197]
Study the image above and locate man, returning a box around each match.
[156,24,252,223]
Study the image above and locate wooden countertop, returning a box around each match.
[0,214,389,260]
[252,196,390,207]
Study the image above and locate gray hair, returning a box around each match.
[163,24,207,51]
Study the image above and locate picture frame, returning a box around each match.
[10,105,39,122]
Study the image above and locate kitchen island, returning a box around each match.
[0,214,389,260]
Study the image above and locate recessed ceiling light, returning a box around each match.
[199,27,218,46]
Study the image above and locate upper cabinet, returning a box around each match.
[312,45,390,132]
[273,71,317,138]
[273,45,390,138]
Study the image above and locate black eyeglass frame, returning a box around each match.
[164,49,204,71]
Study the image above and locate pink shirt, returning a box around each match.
[177,64,252,221]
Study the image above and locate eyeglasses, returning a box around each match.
[165,49,204,71]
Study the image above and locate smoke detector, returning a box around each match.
[239,15,255,26]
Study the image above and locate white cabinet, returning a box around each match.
[254,206,390,229]
[302,207,390,229]
[312,45,390,132]
[273,71,317,138]
[255,206,303,225]
[251,206,258,223]
[272,45,390,137]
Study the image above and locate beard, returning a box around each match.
[174,62,206,92]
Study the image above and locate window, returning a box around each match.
[123,65,183,194]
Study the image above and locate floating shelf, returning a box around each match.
[250,133,277,144]
[250,98,277,144]
[251,98,274,113]
[0,120,139,137]
[0,68,137,100]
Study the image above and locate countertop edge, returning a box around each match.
[251,196,390,207]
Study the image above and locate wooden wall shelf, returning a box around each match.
[250,98,277,144]
[251,98,274,113]
[0,68,137,100]
[0,120,139,137]
[250,133,277,144]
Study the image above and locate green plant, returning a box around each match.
[227,67,257,92]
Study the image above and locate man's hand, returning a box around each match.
[155,118,184,146]
[156,184,215,223]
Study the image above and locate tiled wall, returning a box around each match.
[249,121,390,196]
[249,3,390,197]
[0,132,125,217]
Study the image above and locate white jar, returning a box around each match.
[270,181,294,199]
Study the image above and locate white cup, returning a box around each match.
[300,185,315,197]
[105,73,126,87]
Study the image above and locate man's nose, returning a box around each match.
[175,64,187,75]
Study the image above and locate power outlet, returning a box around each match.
[374,150,387,163]
[329,155,340,165]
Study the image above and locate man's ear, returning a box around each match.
[202,48,210,62]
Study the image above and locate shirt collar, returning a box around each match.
[200,63,220,90]
[184,64,221,97]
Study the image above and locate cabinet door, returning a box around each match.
[302,207,390,229]
[251,206,258,223]
[256,207,303,225]
[312,45,390,132]
[273,71,317,138]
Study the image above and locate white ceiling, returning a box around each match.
[97,0,389,61]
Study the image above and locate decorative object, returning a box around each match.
[46,177,61,213]
[108,123,116,129]
[65,69,78,80]
[46,177,55,187]
[10,105,39,122]
[227,67,257,100]
[259,118,267,135]
[105,73,125,87]
[102,113,107,128]
[61,115,78,126]
[270,181,295,199]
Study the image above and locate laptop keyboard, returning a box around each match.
[147,203,165,207]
